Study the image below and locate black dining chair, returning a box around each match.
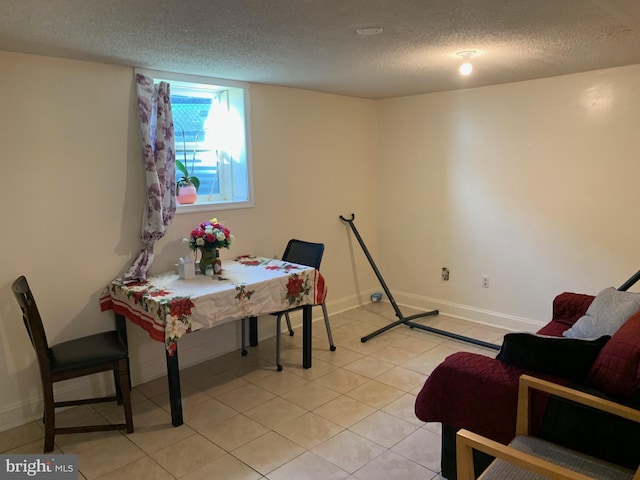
[12,276,134,452]
[270,239,336,371]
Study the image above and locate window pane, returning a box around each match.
[172,95,220,196]
[146,70,252,210]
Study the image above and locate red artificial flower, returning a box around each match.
[185,219,233,251]
[169,297,194,317]
[286,276,304,298]
[132,290,146,305]
[149,289,170,297]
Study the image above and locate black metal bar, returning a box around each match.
[241,317,248,356]
[249,316,258,346]
[302,305,313,368]
[339,213,407,321]
[165,346,183,427]
[407,322,501,350]
[115,313,132,392]
[618,269,640,292]
[340,213,501,350]
[403,311,440,322]
[360,318,406,343]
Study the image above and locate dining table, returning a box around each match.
[100,255,327,426]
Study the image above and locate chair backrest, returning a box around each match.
[12,276,50,366]
[282,239,324,270]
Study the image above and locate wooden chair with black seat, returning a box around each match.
[456,374,640,480]
[11,275,134,453]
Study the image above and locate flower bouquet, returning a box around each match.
[184,218,234,275]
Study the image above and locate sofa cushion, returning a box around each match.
[537,320,573,337]
[563,287,640,339]
[415,352,529,444]
[588,312,640,397]
[497,333,610,383]
[551,292,595,328]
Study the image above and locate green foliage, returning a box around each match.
[175,125,201,192]
[176,159,200,191]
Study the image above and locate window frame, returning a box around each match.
[136,68,254,213]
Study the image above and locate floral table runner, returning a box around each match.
[100,256,327,354]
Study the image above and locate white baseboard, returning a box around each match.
[390,290,545,332]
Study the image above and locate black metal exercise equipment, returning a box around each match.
[340,213,502,350]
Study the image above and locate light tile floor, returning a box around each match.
[1,303,507,479]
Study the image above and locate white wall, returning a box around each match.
[376,65,640,330]
[2,49,639,432]
[0,52,379,430]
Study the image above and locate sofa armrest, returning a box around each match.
[416,352,530,444]
[539,382,640,469]
[518,375,640,433]
[551,292,595,328]
[456,429,596,480]
[457,375,640,480]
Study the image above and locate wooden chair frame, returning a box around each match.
[456,375,640,480]
[12,276,133,452]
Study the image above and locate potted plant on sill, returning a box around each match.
[176,128,201,205]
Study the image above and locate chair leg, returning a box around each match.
[321,303,336,351]
[284,313,294,336]
[114,369,123,405]
[125,356,132,392]
[117,360,134,434]
[241,317,248,356]
[42,383,55,453]
[276,314,283,371]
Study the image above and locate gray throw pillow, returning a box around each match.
[563,287,640,339]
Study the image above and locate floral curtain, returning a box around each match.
[123,74,176,281]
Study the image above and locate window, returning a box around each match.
[138,69,252,211]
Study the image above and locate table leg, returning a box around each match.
[165,346,183,427]
[249,316,258,346]
[115,314,132,392]
[302,305,312,369]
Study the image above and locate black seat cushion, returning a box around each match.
[48,331,128,374]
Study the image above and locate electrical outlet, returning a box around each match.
[442,267,450,281]
[481,275,490,288]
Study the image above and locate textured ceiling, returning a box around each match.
[1,0,640,99]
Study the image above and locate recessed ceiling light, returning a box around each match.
[356,26,383,36]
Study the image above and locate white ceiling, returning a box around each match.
[2,0,640,99]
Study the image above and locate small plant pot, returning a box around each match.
[177,185,197,204]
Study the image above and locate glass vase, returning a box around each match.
[199,248,221,276]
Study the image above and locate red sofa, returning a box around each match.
[415,291,640,479]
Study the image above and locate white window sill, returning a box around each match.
[175,200,253,214]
